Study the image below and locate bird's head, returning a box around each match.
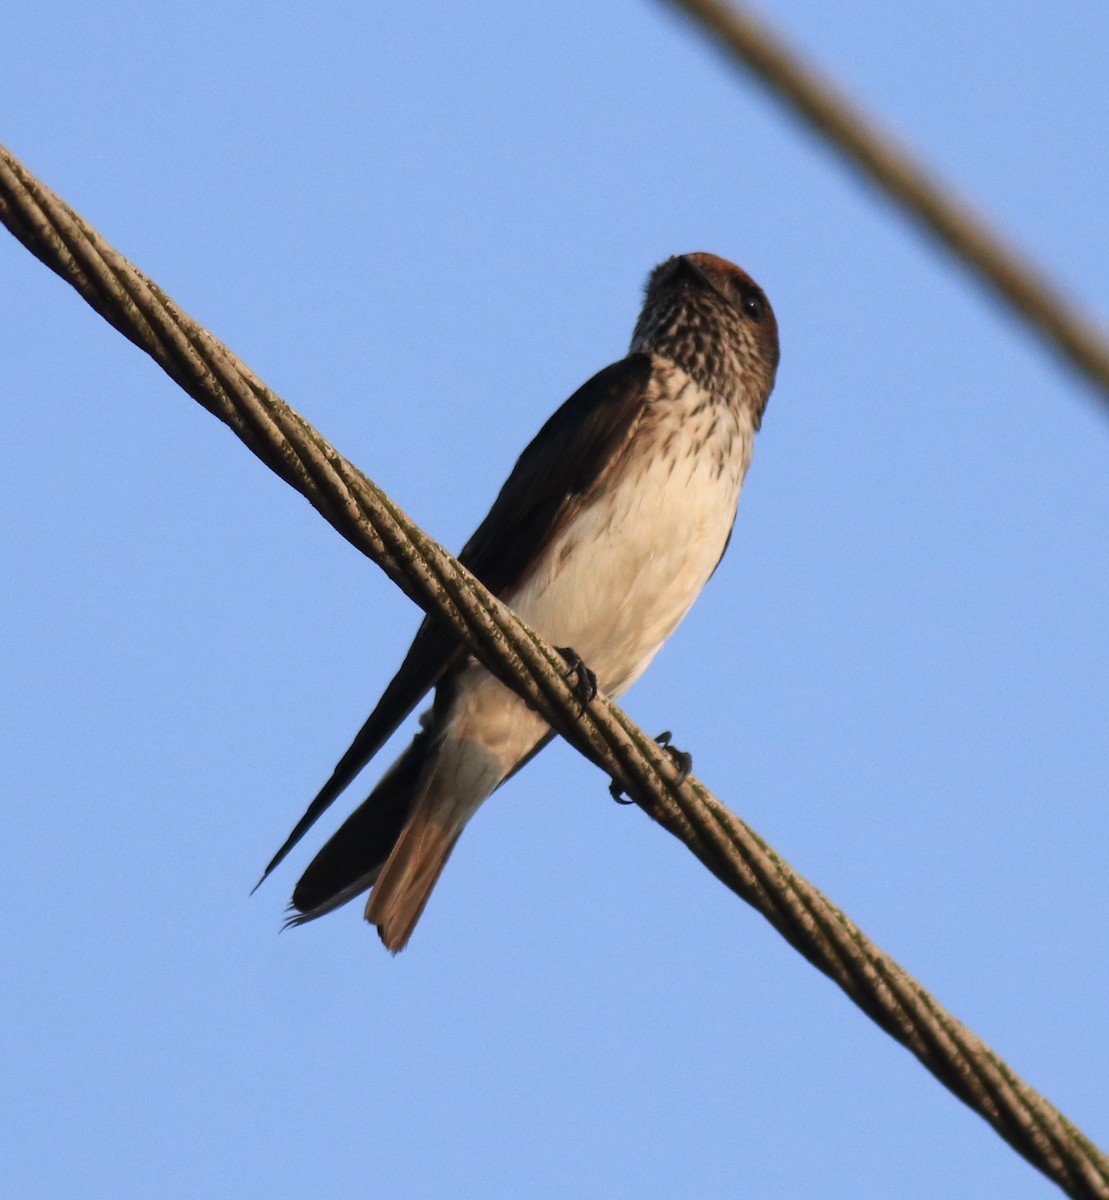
[632,252,779,426]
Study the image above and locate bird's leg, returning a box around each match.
[554,646,598,711]
[608,730,693,804]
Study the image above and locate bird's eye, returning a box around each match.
[741,290,765,321]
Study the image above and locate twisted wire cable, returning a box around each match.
[659,0,1109,406]
[2,143,1106,1199]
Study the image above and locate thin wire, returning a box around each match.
[658,0,1109,406]
[1,143,1107,1199]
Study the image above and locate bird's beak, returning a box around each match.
[678,255,728,303]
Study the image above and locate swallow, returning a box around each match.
[257,253,779,951]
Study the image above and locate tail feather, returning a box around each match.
[364,818,465,952]
[291,727,505,950]
[289,732,429,923]
[366,733,504,952]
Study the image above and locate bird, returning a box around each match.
[257,253,779,952]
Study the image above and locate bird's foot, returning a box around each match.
[655,729,693,783]
[555,646,598,711]
[608,778,635,805]
[609,730,693,804]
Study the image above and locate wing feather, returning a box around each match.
[256,352,654,883]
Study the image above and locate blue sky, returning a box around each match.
[2,3,1106,1197]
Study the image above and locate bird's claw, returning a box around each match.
[655,729,693,783]
[608,779,635,805]
[555,646,598,711]
[609,730,693,803]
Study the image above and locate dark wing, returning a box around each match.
[257,352,654,884]
[455,353,654,594]
[287,726,433,921]
[255,615,460,885]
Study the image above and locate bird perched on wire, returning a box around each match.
[256,253,779,952]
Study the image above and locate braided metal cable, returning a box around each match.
[659,0,1109,406]
[2,143,1106,1199]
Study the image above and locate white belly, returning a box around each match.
[508,393,753,698]
[443,378,754,773]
